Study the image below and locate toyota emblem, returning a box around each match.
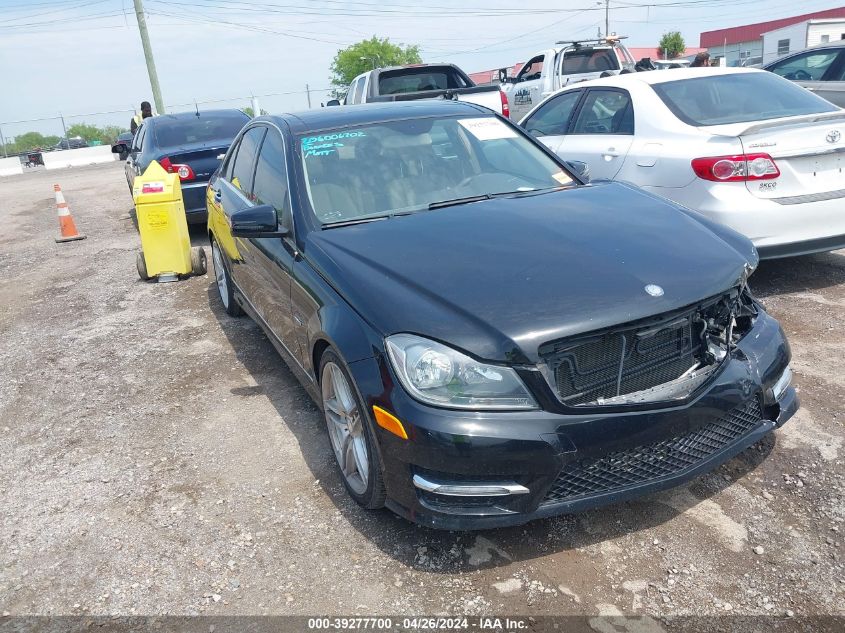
[826,130,841,144]
[644,284,664,297]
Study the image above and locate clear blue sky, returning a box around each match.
[0,0,841,136]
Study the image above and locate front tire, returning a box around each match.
[320,349,386,509]
[211,239,242,316]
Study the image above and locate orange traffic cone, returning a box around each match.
[54,184,86,243]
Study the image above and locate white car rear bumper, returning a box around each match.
[642,182,845,259]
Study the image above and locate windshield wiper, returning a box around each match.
[322,216,390,229]
[428,194,491,210]
[322,210,415,229]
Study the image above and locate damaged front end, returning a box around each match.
[539,284,760,408]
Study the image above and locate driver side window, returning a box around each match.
[768,50,840,81]
[516,55,545,82]
[522,90,582,137]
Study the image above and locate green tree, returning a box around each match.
[242,107,269,118]
[66,123,102,142]
[66,122,129,144]
[658,31,686,59]
[12,131,58,152]
[330,36,422,97]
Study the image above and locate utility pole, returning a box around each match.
[132,0,165,114]
[0,125,7,158]
[605,0,610,38]
[305,84,312,109]
[59,112,68,144]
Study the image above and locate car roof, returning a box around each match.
[148,109,249,125]
[556,66,765,90]
[268,100,490,134]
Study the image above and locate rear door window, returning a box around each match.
[572,89,634,135]
[522,90,583,137]
[252,129,292,229]
[229,126,266,195]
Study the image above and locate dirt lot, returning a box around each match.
[0,163,842,627]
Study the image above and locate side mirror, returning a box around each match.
[111,143,126,154]
[566,160,590,184]
[229,204,289,238]
[325,99,341,107]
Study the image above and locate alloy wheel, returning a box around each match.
[321,361,369,495]
[211,241,229,309]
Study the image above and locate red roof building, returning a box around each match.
[700,7,845,47]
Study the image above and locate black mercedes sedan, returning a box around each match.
[123,109,249,223]
[206,100,797,529]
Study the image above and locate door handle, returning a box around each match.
[603,148,621,160]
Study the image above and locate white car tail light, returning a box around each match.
[691,153,780,182]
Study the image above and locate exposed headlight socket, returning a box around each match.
[766,366,792,404]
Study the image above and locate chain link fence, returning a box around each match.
[0,85,335,159]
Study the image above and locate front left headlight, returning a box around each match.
[385,333,538,410]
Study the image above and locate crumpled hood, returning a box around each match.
[305,182,754,363]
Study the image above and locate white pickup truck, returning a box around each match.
[333,63,510,117]
[501,37,636,120]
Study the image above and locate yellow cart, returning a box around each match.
[132,161,206,282]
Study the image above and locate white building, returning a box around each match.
[762,18,845,63]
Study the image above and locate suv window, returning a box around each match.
[523,90,582,137]
[768,49,841,81]
[229,126,266,194]
[572,89,634,134]
[252,129,292,229]
[516,55,544,82]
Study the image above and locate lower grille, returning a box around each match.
[542,399,763,504]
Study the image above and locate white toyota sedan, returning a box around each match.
[519,67,845,258]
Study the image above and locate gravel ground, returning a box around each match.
[0,164,842,628]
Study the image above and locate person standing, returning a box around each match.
[130,101,155,134]
[690,52,711,67]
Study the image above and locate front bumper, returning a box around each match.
[350,310,797,530]
[642,183,845,259]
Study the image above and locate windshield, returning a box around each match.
[299,116,574,225]
[652,72,837,126]
[153,113,248,147]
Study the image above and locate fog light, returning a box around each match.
[771,366,792,401]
